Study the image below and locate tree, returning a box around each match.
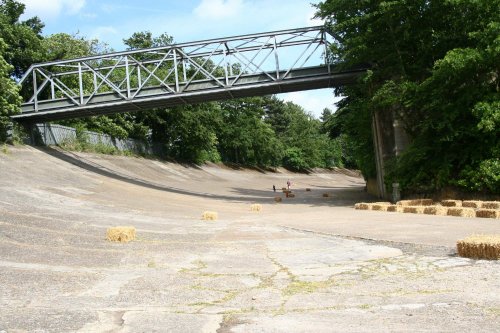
[0,37,21,142]
[315,0,500,194]
[0,0,44,78]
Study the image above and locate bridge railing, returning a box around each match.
[18,26,333,113]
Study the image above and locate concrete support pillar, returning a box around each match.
[371,109,410,200]
[372,111,386,199]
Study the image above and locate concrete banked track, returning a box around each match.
[0,147,499,332]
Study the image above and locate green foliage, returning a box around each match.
[457,159,500,193]
[282,147,309,171]
[0,0,44,78]
[316,0,500,194]
[0,37,21,142]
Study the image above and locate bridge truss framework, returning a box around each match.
[14,26,363,122]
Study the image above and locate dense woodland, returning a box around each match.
[0,0,499,194]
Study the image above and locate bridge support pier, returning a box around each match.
[371,109,409,200]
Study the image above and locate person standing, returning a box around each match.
[287,179,291,190]
[273,185,276,192]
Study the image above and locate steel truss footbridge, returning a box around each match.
[13,26,364,123]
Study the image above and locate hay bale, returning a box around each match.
[457,235,500,260]
[396,199,433,206]
[447,207,475,218]
[274,196,282,203]
[305,188,311,192]
[482,201,500,210]
[322,193,330,198]
[423,206,448,216]
[282,187,287,192]
[288,193,295,198]
[386,205,400,212]
[476,209,499,219]
[403,206,425,214]
[202,211,218,221]
[251,204,262,212]
[355,203,370,210]
[462,200,482,208]
[441,200,462,207]
[106,226,136,243]
[372,203,390,211]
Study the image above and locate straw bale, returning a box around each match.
[274,196,282,203]
[354,203,370,210]
[482,201,500,210]
[447,207,475,218]
[251,204,262,212]
[457,235,500,259]
[305,188,311,192]
[396,199,433,206]
[403,206,425,214]
[106,226,136,243]
[423,206,448,216]
[475,209,499,219]
[462,200,482,209]
[322,193,330,198]
[371,203,390,211]
[386,205,402,212]
[441,200,462,207]
[202,211,218,221]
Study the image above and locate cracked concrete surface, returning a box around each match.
[0,147,499,332]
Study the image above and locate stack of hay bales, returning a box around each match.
[202,211,218,221]
[457,235,500,259]
[354,198,499,219]
[106,226,136,243]
[251,204,262,212]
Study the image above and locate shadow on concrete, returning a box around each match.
[35,146,263,203]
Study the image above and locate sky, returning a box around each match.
[19,0,343,118]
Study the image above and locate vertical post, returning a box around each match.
[93,72,98,92]
[50,79,55,100]
[125,57,131,99]
[173,49,179,92]
[78,63,84,105]
[32,70,38,112]
[372,111,386,199]
[223,49,229,86]
[137,66,142,88]
[323,31,331,74]
[182,58,187,82]
[273,35,280,80]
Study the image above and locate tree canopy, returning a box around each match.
[316,0,500,194]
